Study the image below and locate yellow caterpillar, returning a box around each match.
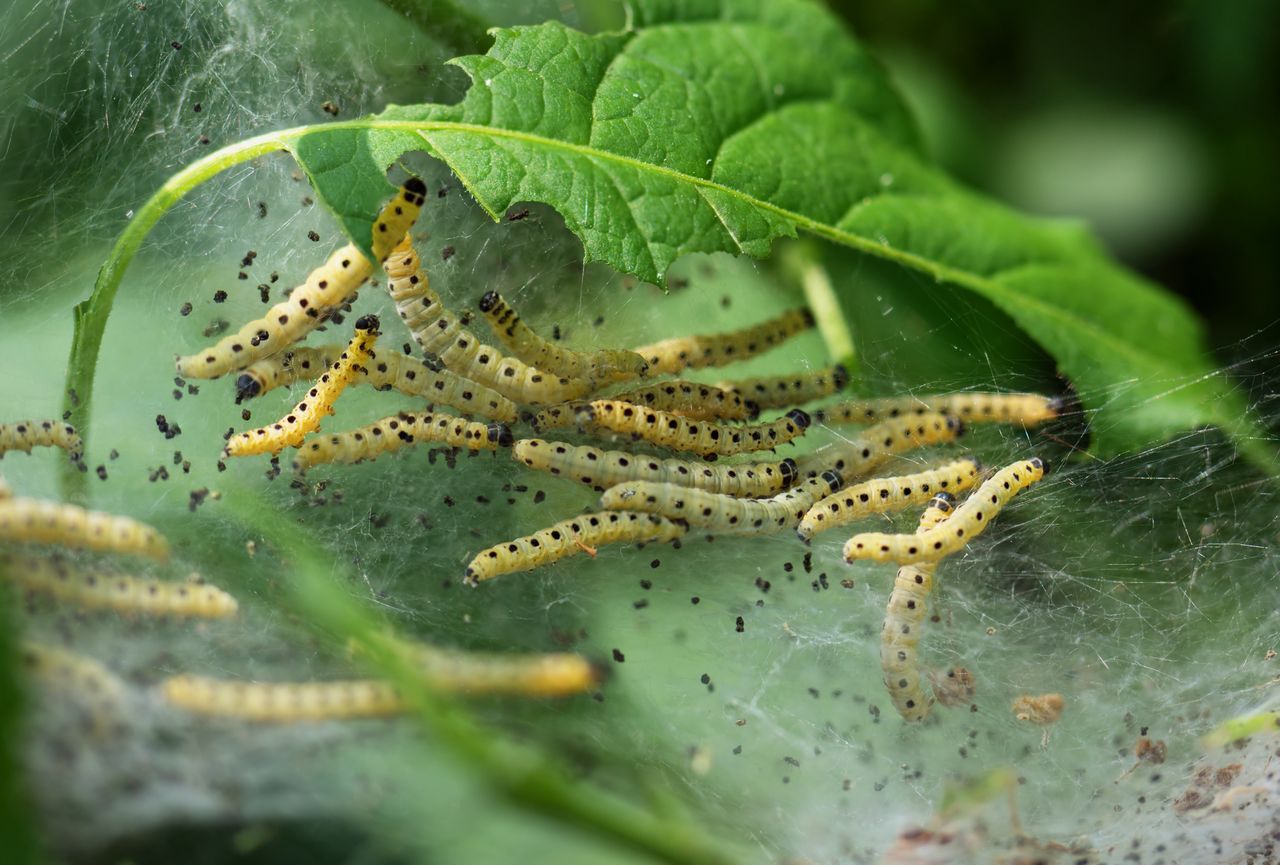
[292,411,512,471]
[576,400,811,459]
[224,316,380,457]
[177,178,426,378]
[817,392,1062,427]
[794,412,964,480]
[384,236,593,405]
[0,497,169,560]
[1,555,237,618]
[633,308,814,375]
[234,345,517,423]
[881,493,955,722]
[796,458,982,542]
[530,380,759,432]
[410,644,602,697]
[512,438,797,496]
[464,511,686,584]
[21,641,127,703]
[843,457,1046,564]
[477,290,647,384]
[718,364,848,411]
[0,420,83,461]
[599,470,843,536]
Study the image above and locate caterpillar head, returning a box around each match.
[786,408,812,429]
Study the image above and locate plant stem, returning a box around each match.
[779,241,859,388]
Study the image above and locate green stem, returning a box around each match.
[375,0,492,56]
[779,241,859,387]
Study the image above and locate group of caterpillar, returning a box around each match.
[530,380,757,432]
[2,555,236,618]
[575,401,811,459]
[0,420,83,462]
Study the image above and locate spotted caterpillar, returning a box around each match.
[0,420,83,461]
[718,364,848,411]
[1,555,237,618]
[633,308,814,375]
[292,411,512,471]
[0,497,169,560]
[794,412,964,480]
[817,392,1062,428]
[177,178,426,379]
[530,380,758,433]
[576,401,810,459]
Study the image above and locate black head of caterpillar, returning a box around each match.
[928,491,956,513]
[487,422,515,447]
[353,313,381,334]
[820,468,843,490]
[234,373,263,402]
[477,291,500,313]
[780,457,798,488]
[787,408,812,429]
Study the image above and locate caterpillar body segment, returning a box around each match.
[795,412,964,480]
[718,364,848,411]
[384,236,593,405]
[817,392,1062,428]
[633,308,814,375]
[235,346,518,423]
[513,438,797,496]
[224,316,380,457]
[796,457,982,542]
[293,411,512,471]
[477,291,648,385]
[608,380,758,422]
[1,556,237,618]
[162,676,405,721]
[575,400,811,459]
[0,420,83,462]
[0,497,169,560]
[843,457,1046,564]
[464,511,686,585]
[881,493,955,722]
[21,641,127,703]
[599,469,843,536]
[177,179,426,379]
[407,645,603,697]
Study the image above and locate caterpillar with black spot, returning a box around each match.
[1,555,237,618]
[292,411,512,471]
[844,457,1046,564]
[177,178,426,379]
[576,401,811,459]
[0,420,83,462]
[794,412,964,480]
[21,641,127,704]
[531,380,758,433]
[235,345,518,422]
[477,290,648,385]
[718,364,848,411]
[224,316,380,458]
[796,457,982,542]
[0,497,169,560]
[599,469,843,536]
[881,493,955,722]
[513,438,797,496]
[465,511,686,585]
[384,236,594,404]
[817,392,1062,428]
[633,308,814,375]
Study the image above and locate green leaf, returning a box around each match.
[285,0,1271,468]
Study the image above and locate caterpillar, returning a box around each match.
[633,308,814,375]
[531,380,758,433]
[384,235,594,404]
[224,316,380,458]
[794,412,964,480]
[881,493,955,722]
[0,497,169,560]
[0,420,83,461]
[796,457,982,542]
[21,641,126,704]
[512,438,797,496]
[403,643,603,697]
[575,400,811,459]
[717,364,848,411]
[477,290,648,384]
[599,469,843,536]
[292,411,512,471]
[177,178,426,379]
[0,476,10,500]
[843,457,1046,564]
[234,345,518,423]
[816,392,1063,428]
[464,511,686,585]
[1,555,237,618]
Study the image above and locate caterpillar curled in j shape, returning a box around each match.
[292,411,513,472]
[1,555,237,618]
[384,235,594,405]
[512,438,798,496]
[464,511,686,585]
[177,178,425,379]
[234,345,518,423]
[575,400,811,459]
[598,470,843,536]
[224,316,380,458]
[476,290,648,385]
[632,307,815,376]
[796,457,982,542]
[717,364,848,411]
[0,420,83,462]
[843,457,1046,565]
[0,497,169,560]
[881,493,955,722]
[816,391,1063,428]
[793,412,964,481]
